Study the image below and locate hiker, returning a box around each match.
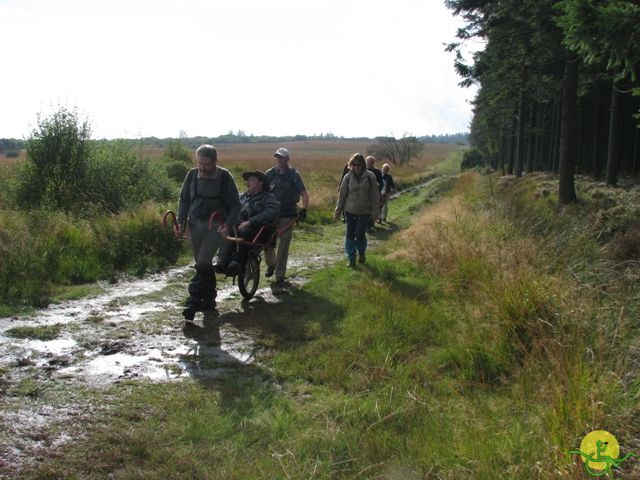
[365,155,384,194]
[334,153,380,267]
[265,147,309,284]
[176,144,241,320]
[378,163,396,224]
[215,170,280,275]
[365,155,383,232]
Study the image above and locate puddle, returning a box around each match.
[0,265,272,477]
[0,266,192,330]
[0,180,437,477]
[24,338,78,356]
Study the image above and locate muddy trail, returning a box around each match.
[0,176,444,477]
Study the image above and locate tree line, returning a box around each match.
[110,132,469,149]
[1,132,468,154]
[446,0,640,204]
[0,138,24,156]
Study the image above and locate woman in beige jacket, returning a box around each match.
[334,153,380,267]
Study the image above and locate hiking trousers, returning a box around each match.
[344,211,369,261]
[188,220,224,307]
[266,216,295,280]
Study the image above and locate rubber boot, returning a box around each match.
[356,239,367,263]
[187,265,216,312]
[345,239,357,266]
[200,265,217,310]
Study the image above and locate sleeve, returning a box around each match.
[250,194,280,226]
[375,170,384,191]
[389,175,396,191]
[335,174,349,213]
[293,170,306,193]
[369,173,380,217]
[223,170,242,227]
[176,169,193,225]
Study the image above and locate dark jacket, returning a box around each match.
[238,190,280,227]
[177,167,241,228]
[367,166,384,192]
[265,166,306,217]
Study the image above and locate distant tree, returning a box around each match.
[367,136,424,166]
[419,132,470,144]
[0,138,25,155]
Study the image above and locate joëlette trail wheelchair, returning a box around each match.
[163,210,297,300]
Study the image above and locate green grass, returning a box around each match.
[19,169,640,479]
[5,324,62,340]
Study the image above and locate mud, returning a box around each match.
[0,258,334,477]
[0,178,441,477]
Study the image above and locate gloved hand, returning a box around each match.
[298,208,307,221]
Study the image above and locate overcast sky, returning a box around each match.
[1,0,479,140]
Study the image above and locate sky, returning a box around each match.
[0,0,479,140]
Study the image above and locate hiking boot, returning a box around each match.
[265,265,275,278]
[358,253,366,264]
[347,259,356,268]
[200,298,216,311]
[226,261,241,276]
[182,307,196,321]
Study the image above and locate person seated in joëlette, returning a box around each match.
[214,171,280,275]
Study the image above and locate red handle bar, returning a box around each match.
[208,211,225,231]
[162,210,182,239]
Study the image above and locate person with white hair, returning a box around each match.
[378,163,396,224]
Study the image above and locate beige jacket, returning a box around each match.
[335,170,380,217]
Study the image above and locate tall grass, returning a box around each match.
[0,203,181,307]
[389,172,639,473]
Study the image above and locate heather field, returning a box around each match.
[1,142,640,478]
[147,139,458,183]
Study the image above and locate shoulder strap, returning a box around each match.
[189,169,198,201]
[288,167,297,189]
[190,168,230,206]
[219,168,230,207]
[266,167,275,180]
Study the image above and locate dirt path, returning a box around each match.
[0,255,341,476]
[0,176,443,477]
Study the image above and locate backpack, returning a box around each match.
[266,167,301,213]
